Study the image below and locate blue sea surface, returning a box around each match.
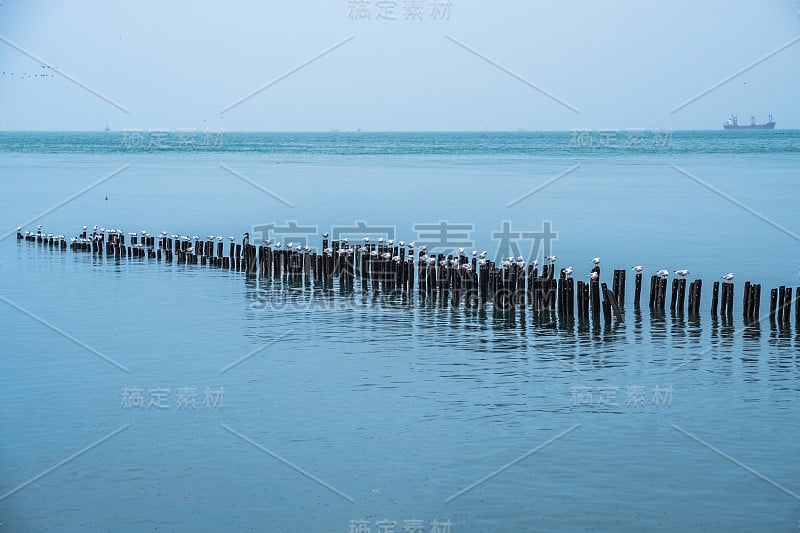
[0,131,799,532]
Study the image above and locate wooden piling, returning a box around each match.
[726,283,734,318]
[590,279,601,319]
[783,286,792,324]
[670,278,678,312]
[602,283,622,321]
[677,278,686,313]
[769,288,777,321]
[795,287,800,325]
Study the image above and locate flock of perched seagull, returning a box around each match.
[18,224,737,283]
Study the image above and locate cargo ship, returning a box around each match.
[723,115,775,130]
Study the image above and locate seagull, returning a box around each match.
[362,237,370,243]
[632,265,643,273]
[589,271,599,280]
[321,232,329,238]
[458,247,465,255]
[399,241,405,246]
[531,259,538,268]
[286,242,293,248]
[408,242,415,248]
[674,269,690,278]
[472,250,478,257]
[656,269,669,278]
[419,245,426,251]
[546,255,557,263]
[377,237,384,243]
[479,251,487,258]
[722,273,734,282]
[591,257,600,265]
[228,236,235,241]
[387,239,394,246]
[565,266,573,278]
[275,242,282,249]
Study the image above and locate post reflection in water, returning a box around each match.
[239,271,800,385]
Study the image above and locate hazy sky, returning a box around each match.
[0,0,798,131]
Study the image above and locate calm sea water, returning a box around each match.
[1,131,799,532]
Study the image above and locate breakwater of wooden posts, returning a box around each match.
[16,227,800,328]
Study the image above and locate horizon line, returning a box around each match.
[0,127,796,134]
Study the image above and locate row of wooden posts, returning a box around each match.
[18,228,800,326]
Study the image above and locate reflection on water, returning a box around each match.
[233,268,800,382]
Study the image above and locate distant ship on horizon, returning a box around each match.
[723,114,775,130]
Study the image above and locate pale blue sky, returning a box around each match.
[0,0,798,131]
